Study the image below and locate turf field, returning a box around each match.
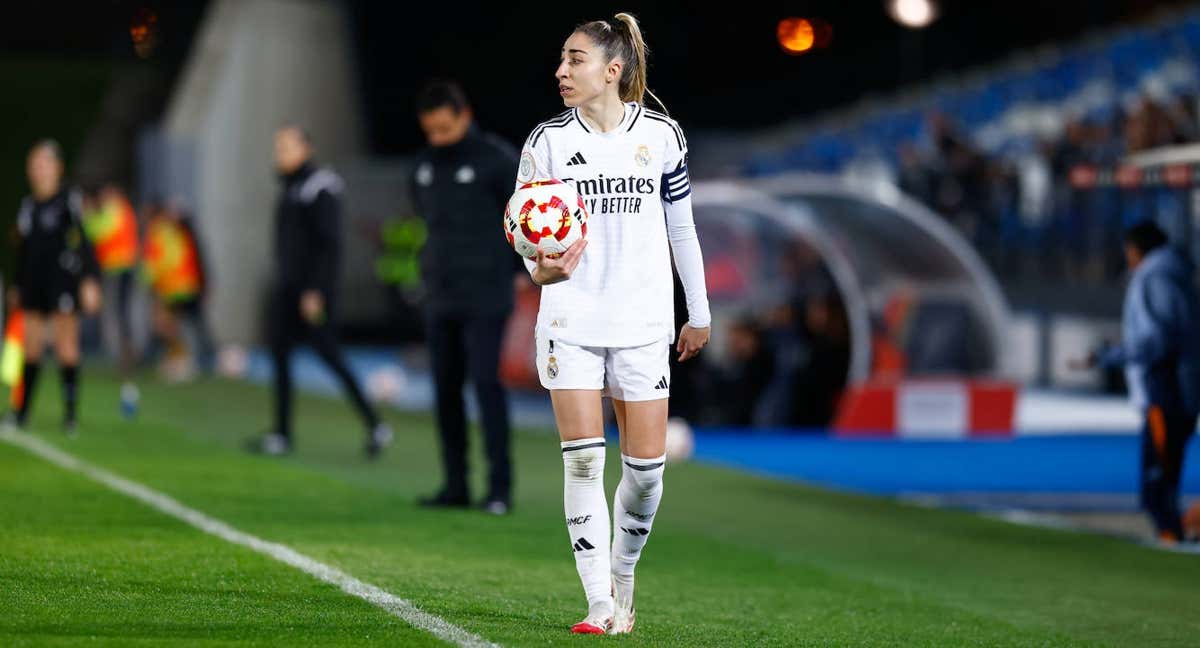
[2,371,1198,646]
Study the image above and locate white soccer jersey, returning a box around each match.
[517,102,709,348]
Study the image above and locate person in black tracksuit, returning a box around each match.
[249,126,392,458]
[6,140,101,433]
[411,80,521,513]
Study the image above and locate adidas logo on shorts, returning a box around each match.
[654,376,669,390]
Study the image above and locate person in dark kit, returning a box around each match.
[1087,221,1200,544]
[4,139,102,434]
[716,316,774,426]
[794,294,851,427]
[248,126,393,458]
[410,79,520,514]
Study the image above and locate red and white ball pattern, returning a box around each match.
[503,179,588,259]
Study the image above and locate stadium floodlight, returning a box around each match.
[887,0,938,29]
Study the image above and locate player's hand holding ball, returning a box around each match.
[532,239,587,286]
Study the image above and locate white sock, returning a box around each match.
[611,453,665,596]
[561,438,613,616]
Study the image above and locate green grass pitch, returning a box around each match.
[1,371,1197,646]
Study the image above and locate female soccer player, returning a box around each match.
[516,13,710,635]
[7,140,101,434]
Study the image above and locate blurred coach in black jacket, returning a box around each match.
[410,80,521,514]
[249,126,393,459]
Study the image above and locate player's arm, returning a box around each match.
[661,123,710,360]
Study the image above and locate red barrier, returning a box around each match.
[834,378,1017,438]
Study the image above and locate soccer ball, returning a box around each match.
[503,179,588,260]
[665,417,695,464]
[366,365,407,404]
[217,344,248,378]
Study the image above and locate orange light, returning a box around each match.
[777,18,815,55]
[130,8,159,59]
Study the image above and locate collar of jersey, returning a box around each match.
[573,102,635,137]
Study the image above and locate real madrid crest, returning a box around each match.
[635,144,652,167]
[547,355,559,380]
[518,151,536,183]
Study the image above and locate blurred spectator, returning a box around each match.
[753,302,807,427]
[1087,221,1200,544]
[141,200,213,382]
[713,316,774,426]
[928,113,992,243]
[793,294,851,427]
[897,142,933,206]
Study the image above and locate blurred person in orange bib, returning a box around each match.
[141,200,215,382]
[82,183,141,414]
[4,140,101,434]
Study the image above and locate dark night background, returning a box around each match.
[0,0,1193,153]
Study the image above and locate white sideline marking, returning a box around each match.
[0,429,499,648]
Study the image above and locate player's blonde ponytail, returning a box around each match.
[576,13,668,113]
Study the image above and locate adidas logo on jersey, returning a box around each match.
[565,152,588,166]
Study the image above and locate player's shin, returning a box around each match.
[610,453,665,630]
[561,438,613,618]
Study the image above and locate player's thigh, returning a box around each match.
[612,398,667,458]
[606,341,670,458]
[51,312,80,362]
[612,398,629,439]
[550,389,605,442]
[538,335,606,442]
[23,312,47,358]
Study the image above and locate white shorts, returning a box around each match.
[535,334,671,401]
